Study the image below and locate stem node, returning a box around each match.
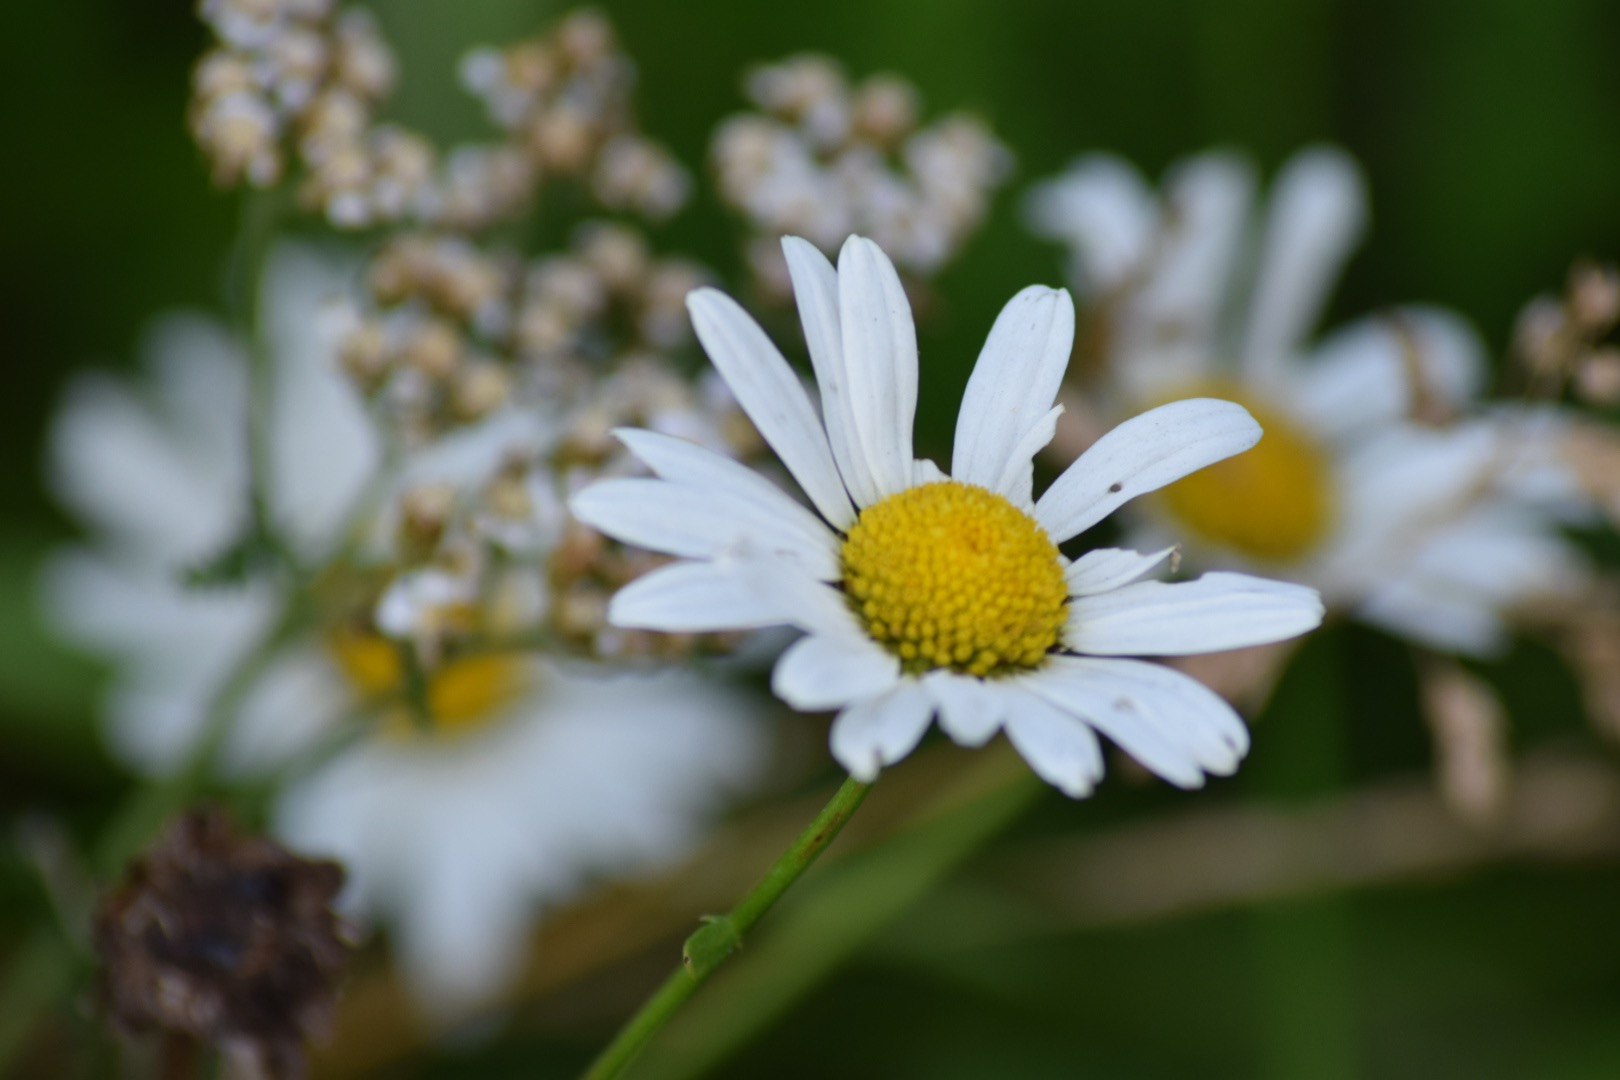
[681,916,741,978]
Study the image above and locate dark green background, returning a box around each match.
[3,1,1619,1076]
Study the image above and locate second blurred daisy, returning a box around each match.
[1027,147,1590,656]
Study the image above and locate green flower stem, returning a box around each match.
[90,183,296,877]
[0,928,81,1069]
[231,187,286,555]
[1247,635,1357,1080]
[580,775,874,1080]
[633,760,1042,1080]
[90,600,305,878]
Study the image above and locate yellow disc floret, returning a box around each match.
[1157,381,1335,563]
[840,480,1068,677]
[329,628,529,738]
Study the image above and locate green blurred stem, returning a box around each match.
[0,928,80,1070]
[579,775,874,1080]
[90,182,296,875]
[1248,636,1358,1080]
[88,185,295,875]
[232,188,285,555]
[91,600,305,877]
[637,766,1042,1080]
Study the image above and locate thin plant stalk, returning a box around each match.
[1247,636,1358,1080]
[637,764,1042,1080]
[580,775,874,1080]
[231,188,289,561]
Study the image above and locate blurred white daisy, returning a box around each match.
[44,244,378,774]
[1026,147,1589,655]
[273,661,760,1014]
[43,242,768,1014]
[572,235,1324,796]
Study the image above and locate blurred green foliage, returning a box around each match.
[2,0,1619,1076]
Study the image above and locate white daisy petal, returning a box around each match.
[737,555,868,640]
[1133,153,1254,350]
[1034,399,1262,542]
[1354,504,1584,657]
[687,288,856,528]
[837,236,917,499]
[1241,147,1366,379]
[49,368,246,563]
[1022,154,1158,292]
[376,568,474,639]
[912,457,949,486]
[922,670,1004,748]
[1356,576,1505,657]
[614,428,838,548]
[952,286,1075,497]
[1001,687,1104,798]
[781,236,880,507]
[1291,307,1487,441]
[772,633,901,711]
[1032,677,1203,788]
[1064,545,1179,596]
[1030,656,1249,787]
[571,477,838,580]
[1322,422,1503,572]
[263,246,380,555]
[993,405,1065,510]
[829,682,935,781]
[608,560,786,632]
[1100,657,1251,766]
[1065,571,1323,656]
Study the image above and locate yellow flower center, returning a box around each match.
[840,480,1068,677]
[328,629,529,738]
[1156,381,1336,564]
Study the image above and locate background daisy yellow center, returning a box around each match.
[329,629,529,737]
[1157,381,1334,562]
[841,480,1068,677]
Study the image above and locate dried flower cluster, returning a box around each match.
[1516,261,1620,534]
[459,10,690,221]
[94,808,354,1079]
[334,222,715,442]
[546,360,762,659]
[1562,599,1620,749]
[326,220,761,664]
[1514,259,1620,404]
[361,363,761,668]
[712,54,1011,295]
[192,3,686,230]
[335,232,521,437]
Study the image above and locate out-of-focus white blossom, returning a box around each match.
[1027,147,1592,658]
[43,242,769,1015]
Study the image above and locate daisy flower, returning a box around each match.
[1025,147,1589,656]
[571,234,1324,796]
[44,243,768,1013]
[44,244,378,774]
